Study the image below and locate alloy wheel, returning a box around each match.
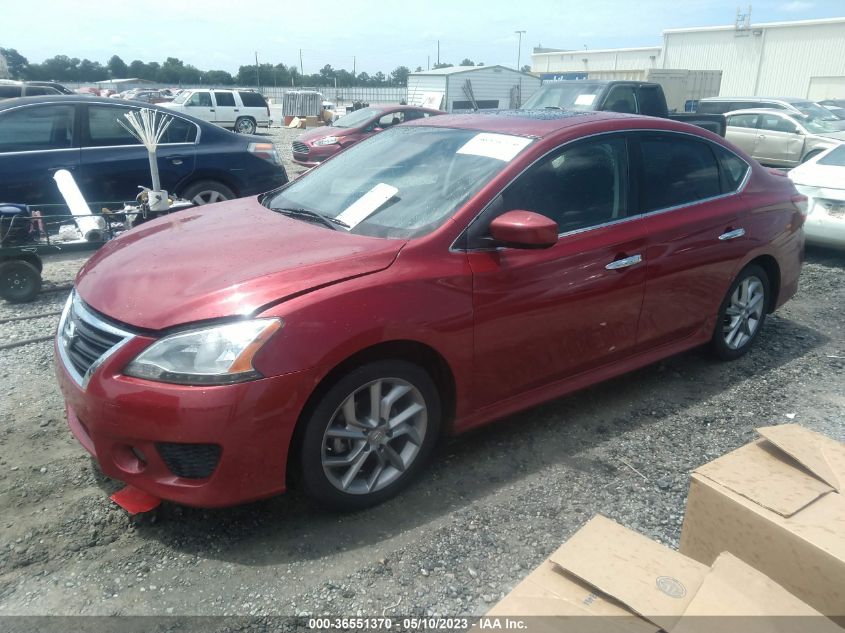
[190,190,228,205]
[722,275,765,350]
[321,378,428,495]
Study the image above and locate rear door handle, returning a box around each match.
[719,228,746,241]
[606,254,642,270]
[234,108,240,112]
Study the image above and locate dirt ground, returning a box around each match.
[0,128,843,626]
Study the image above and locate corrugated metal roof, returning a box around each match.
[663,16,845,34]
[410,64,533,77]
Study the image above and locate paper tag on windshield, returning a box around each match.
[336,182,399,228]
[575,94,597,106]
[456,133,532,162]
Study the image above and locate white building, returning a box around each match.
[531,17,845,99]
[407,65,541,112]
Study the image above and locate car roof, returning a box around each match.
[402,109,651,138]
[701,96,809,104]
[725,108,798,117]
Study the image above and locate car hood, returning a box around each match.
[815,130,845,141]
[75,198,405,330]
[789,163,845,192]
[298,125,358,143]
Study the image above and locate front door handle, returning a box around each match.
[719,228,746,241]
[606,254,642,270]
[234,108,240,112]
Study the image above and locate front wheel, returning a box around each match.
[234,117,257,134]
[300,360,441,511]
[711,264,770,360]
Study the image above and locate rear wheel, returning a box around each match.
[300,360,441,511]
[0,260,42,303]
[711,264,769,360]
[234,117,257,134]
[179,180,235,205]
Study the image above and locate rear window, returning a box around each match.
[0,104,75,152]
[86,105,197,146]
[711,144,749,192]
[238,92,267,108]
[639,135,721,211]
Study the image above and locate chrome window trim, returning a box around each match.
[56,291,135,389]
[451,128,752,253]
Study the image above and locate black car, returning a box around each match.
[0,96,287,207]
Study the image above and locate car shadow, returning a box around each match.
[111,312,827,565]
[805,244,845,267]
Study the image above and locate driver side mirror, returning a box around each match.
[489,210,558,249]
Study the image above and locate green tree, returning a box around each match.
[0,47,28,79]
[372,71,386,85]
[520,64,531,73]
[107,55,128,78]
[414,66,423,72]
[390,65,409,86]
[433,62,453,69]
[459,58,474,66]
[204,70,235,85]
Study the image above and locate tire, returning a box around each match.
[300,360,441,511]
[0,259,42,303]
[179,180,235,205]
[234,117,257,135]
[710,264,770,361]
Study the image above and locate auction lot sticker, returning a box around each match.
[457,133,533,162]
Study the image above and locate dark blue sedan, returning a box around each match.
[0,96,287,206]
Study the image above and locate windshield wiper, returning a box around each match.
[271,207,349,231]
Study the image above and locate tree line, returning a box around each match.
[1,49,491,87]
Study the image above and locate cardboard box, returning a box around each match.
[487,515,841,632]
[305,115,320,128]
[680,425,845,622]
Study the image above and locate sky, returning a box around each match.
[2,0,844,75]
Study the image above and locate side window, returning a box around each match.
[160,116,198,143]
[214,91,236,107]
[0,105,75,152]
[604,85,637,114]
[23,86,58,96]
[759,114,797,134]
[0,86,23,98]
[640,135,721,211]
[187,92,212,107]
[87,106,141,147]
[378,111,405,127]
[238,92,267,108]
[711,144,749,193]
[500,137,629,234]
[727,114,759,129]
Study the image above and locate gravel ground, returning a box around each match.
[0,134,843,627]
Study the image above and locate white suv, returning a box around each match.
[163,89,271,134]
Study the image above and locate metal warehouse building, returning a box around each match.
[532,16,845,99]
[407,65,541,112]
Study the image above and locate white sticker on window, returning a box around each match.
[575,94,597,106]
[336,182,399,228]
[456,133,532,162]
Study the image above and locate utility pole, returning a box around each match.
[299,49,304,79]
[437,40,440,66]
[515,30,526,71]
[255,51,260,88]
[427,55,430,70]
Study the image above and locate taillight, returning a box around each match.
[248,142,281,165]
[791,194,808,216]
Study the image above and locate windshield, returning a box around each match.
[333,107,383,128]
[801,115,840,134]
[265,126,533,239]
[171,91,190,104]
[818,145,845,167]
[522,82,604,111]
[794,101,839,121]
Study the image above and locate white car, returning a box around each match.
[789,144,845,249]
[163,89,271,134]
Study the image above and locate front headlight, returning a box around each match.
[312,135,339,146]
[124,318,282,385]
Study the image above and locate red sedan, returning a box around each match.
[55,111,805,510]
[291,105,444,167]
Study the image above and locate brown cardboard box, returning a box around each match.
[680,424,845,623]
[486,515,841,632]
[305,115,320,128]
